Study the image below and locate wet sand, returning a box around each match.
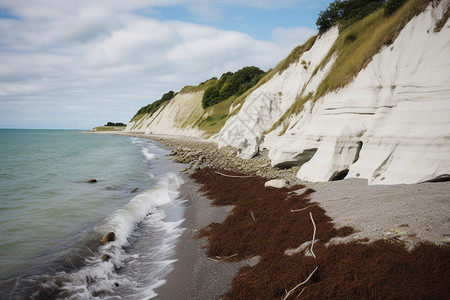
[154,179,253,299]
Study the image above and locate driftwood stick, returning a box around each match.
[283,266,318,300]
[213,254,238,261]
[290,204,318,212]
[214,171,253,178]
[309,212,317,259]
[251,211,256,221]
[207,257,219,262]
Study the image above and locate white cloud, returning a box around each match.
[0,0,318,128]
[271,26,318,49]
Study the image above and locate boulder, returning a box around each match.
[265,179,289,189]
[103,232,115,244]
[101,254,111,261]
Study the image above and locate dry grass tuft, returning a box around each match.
[434,3,450,32]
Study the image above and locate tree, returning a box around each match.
[105,122,126,126]
[202,86,223,108]
[384,0,407,16]
[202,66,266,108]
[316,0,385,33]
[317,0,345,33]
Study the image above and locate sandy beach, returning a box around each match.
[115,132,449,299]
[154,180,255,300]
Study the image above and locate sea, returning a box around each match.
[0,129,187,299]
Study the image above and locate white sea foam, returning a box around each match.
[56,172,185,299]
[142,148,155,161]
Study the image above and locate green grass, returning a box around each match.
[180,78,218,93]
[313,0,431,100]
[93,126,126,132]
[196,96,236,136]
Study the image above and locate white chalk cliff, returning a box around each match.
[216,1,450,185]
[128,1,450,185]
[126,91,205,137]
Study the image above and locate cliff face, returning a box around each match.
[219,1,450,184]
[126,91,205,137]
[128,1,450,185]
[216,27,340,158]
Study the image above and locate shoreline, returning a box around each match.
[97,132,450,298]
[154,179,252,299]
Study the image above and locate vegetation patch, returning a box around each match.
[384,0,408,16]
[92,126,126,132]
[434,3,450,32]
[202,66,266,109]
[131,90,177,122]
[180,78,217,94]
[197,96,236,136]
[317,0,385,33]
[314,0,431,101]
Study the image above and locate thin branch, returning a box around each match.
[290,204,318,213]
[250,211,256,221]
[206,257,218,262]
[283,266,318,300]
[213,254,238,261]
[215,171,253,178]
[309,212,317,259]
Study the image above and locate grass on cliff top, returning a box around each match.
[265,0,431,135]
[93,126,126,132]
[313,0,432,100]
[180,78,218,94]
[181,35,316,137]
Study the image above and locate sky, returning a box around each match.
[0,0,330,129]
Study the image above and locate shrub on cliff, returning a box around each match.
[202,66,266,108]
[105,122,126,126]
[384,0,407,16]
[202,86,222,108]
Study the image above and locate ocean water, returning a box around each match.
[0,129,186,299]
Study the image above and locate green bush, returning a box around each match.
[105,122,126,126]
[202,66,266,108]
[384,0,407,16]
[202,86,223,108]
